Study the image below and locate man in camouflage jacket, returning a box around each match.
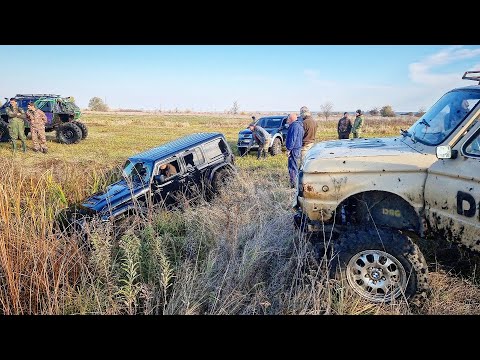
[26,102,48,153]
[352,109,364,139]
[6,98,27,153]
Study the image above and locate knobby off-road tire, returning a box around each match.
[212,168,236,193]
[72,121,88,140]
[56,122,83,144]
[330,227,429,306]
[0,121,10,142]
[270,137,282,156]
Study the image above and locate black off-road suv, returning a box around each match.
[61,132,235,227]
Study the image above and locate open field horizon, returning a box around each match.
[1,112,480,315]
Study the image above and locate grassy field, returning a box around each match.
[1,112,480,314]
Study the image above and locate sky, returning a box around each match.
[1,45,480,113]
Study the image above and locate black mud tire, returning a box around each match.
[211,168,235,194]
[72,121,88,140]
[330,227,429,307]
[238,147,247,156]
[0,121,10,142]
[270,137,282,156]
[56,122,83,144]
[24,128,30,138]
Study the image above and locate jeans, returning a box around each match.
[288,148,301,188]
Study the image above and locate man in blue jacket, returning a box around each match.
[285,113,304,188]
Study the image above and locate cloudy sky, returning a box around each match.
[1,45,479,112]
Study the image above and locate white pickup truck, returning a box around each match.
[294,71,480,305]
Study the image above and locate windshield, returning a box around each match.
[122,160,152,185]
[257,117,284,128]
[406,89,480,145]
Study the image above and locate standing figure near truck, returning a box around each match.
[26,102,48,153]
[286,113,304,188]
[300,106,317,164]
[352,109,364,138]
[248,123,271,159]
[6,98,27,153]
[337,112,352,139]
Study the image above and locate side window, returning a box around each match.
[202,139,227,162]
[464,130,480,157]
[156,159,181,179]
[183,148,205,169]
[37,101,52,112]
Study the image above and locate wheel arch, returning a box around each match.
[208,163,236,182]
[271,133,283,145]
[336,190,422,235]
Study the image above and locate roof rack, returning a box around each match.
[462,71,480,85]
[15,94,61,98]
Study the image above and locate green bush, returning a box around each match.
[380,105,395,117]
[88,97,109,112]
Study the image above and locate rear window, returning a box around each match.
[202,138,227,162]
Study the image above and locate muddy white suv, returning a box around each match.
[294,71,480,305]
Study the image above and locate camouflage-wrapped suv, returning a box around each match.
[295,71,480,305]
[0,94,87,144]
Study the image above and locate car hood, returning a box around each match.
[81,179,149,213]
[302,137,437,173]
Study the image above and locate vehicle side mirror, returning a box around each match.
[284,123,289,129]
[436,145,458,159]
[154,174,166,184]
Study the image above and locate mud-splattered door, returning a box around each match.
[424,127,480,250]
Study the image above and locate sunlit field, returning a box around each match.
[1,112,479,314]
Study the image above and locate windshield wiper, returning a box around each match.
[420,118,430,128]
[400,129,411,137]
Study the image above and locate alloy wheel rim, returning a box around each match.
[346,249,407,302]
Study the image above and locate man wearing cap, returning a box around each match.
[299,106,317,164]
[352,109,364,138]
[26,101,48,153]
[6,98,27,153]
[248,122,271,160]
[285,113,304,188]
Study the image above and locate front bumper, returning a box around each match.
[237,139,257,148]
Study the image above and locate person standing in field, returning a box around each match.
[248,122,271,159]
[337,112,352,139]
[6,98,27,153]
[26,102,48,153]
[285,113,304,188]
[300,106,317,164]
[352,109,364,138]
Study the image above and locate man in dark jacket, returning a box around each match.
[248,123,271,159]
[286,113,304,188]
[337,112,352,139]
[300,106,317,163]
